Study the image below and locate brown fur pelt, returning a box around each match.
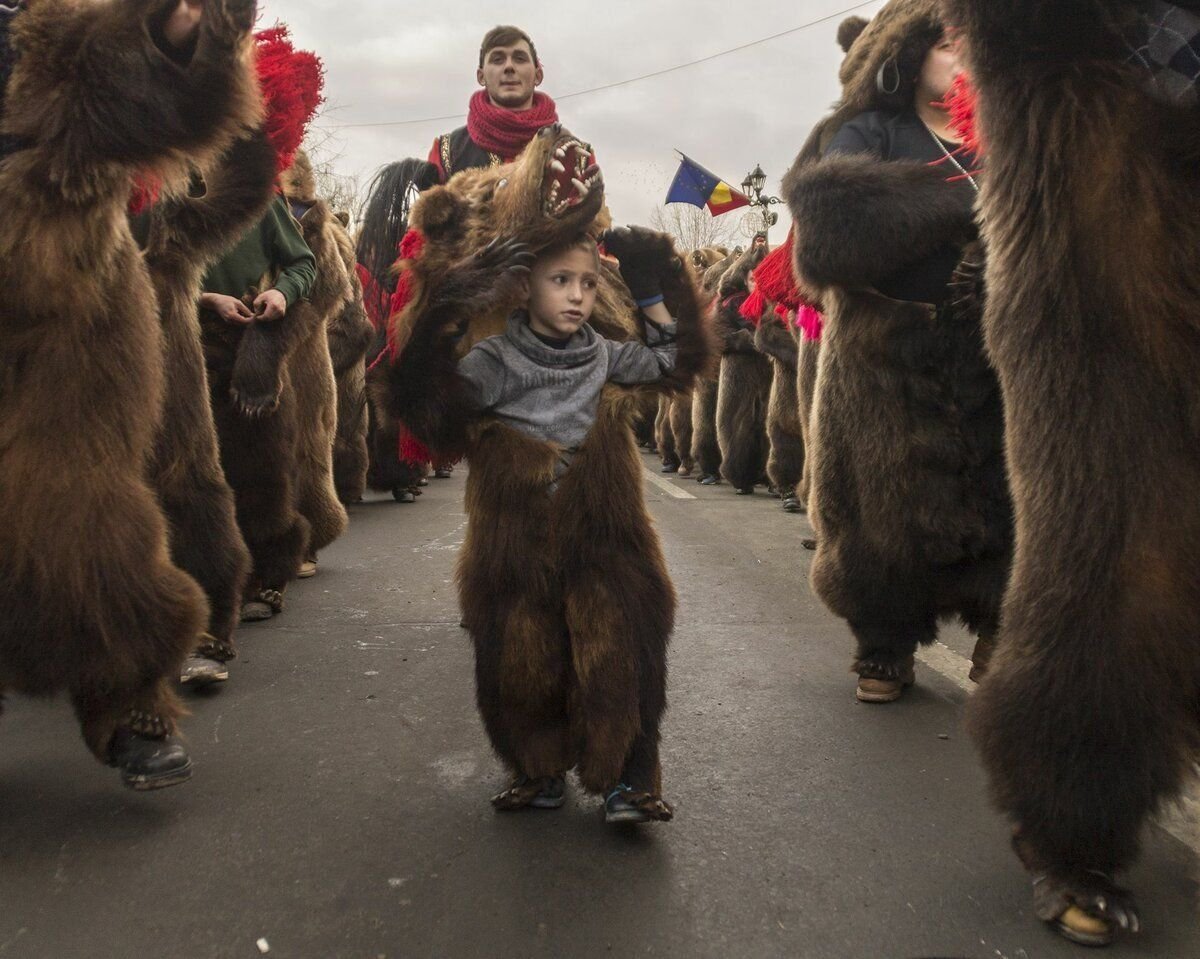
[655,393,694,475]
[795,334,821,506]
[755,316,806,503]
[328,220,374,505]
[714,246,771,492]
[947,0,1200,925]
[0,0,258,758]
[201,198,319,602]
[140,126,276,663]
[687,250,739,480]
[383,135,712,794]
[279,151,351,553]
[787,147,1011,676]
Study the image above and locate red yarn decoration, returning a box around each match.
[398,425,430,467]
[398,228,426,262]
[941,72,984,158]
[739,288,767,326]
[127,172,163,215]
[255,26,325,173]
[774,304,791,327]
[752,236,803,312]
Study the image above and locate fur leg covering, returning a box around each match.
[796,337,820,506]
[558,395,675,795]
[290,308,348,553]
[765,360,805,497]
[669,393,695,474]
[691,378,722,478]
[0,0,258,757]
[458,425,574,779]
[655,396,680,470]
[949,0,1200,882]
[716,352,772,489]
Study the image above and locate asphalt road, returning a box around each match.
[1,456,1196,959]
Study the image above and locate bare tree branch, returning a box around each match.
[648,203,739,252]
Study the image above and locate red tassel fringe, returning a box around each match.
[739,288,767,326]
[752,235,803,312]
[941,72,984,158]
[255,26,325,173]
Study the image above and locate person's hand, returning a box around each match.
[203,292,254,324]
[253,289,288,321]
[162,0,204,48]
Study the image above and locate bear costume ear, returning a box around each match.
[837,16,870,52]
[415,188,467,243]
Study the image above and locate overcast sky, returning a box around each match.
[262,0,886,241]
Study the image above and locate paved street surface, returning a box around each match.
[2,455,1197,959]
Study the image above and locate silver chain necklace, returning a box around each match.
[922,120,979,193]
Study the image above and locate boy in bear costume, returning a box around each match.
[381,125,713,822]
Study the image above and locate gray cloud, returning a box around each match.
[266,0,886,239]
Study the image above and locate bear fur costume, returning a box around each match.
[652,246,730,476]
[654,392,694,476]
[782,0,1012,688]
[715,244,772,494]
[201,216,319,615]
[690,249,739,482]
[327,219,374,505]
[381,125,715,800]
[754,310,806,510]
[946,0,1200,938]
[140,126,278,667]
[277,149,354,554]
[0,0,257,760]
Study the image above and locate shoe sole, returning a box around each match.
[605,809,652,824]
[1052,916,1115,948]
[856,688,905,703]
[122,761,194,792]
[180,670,229,687]
[529,796,566,809]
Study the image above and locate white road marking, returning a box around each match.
[643,466,697,499]
[917,641,1200,855]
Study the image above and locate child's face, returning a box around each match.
[525,246,599,339]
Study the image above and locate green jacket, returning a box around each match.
[202,195,316,307]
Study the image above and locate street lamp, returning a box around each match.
[741,163,781,239]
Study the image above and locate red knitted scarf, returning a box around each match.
[466,90,559,158]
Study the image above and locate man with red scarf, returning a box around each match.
[427,25,560,183]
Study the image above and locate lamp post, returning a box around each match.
[741,164,781,240]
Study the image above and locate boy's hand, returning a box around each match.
[601,226,667,306]
[253,289,288,321]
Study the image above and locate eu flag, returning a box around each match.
[665,153,751,217]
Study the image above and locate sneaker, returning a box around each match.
[180,654,229,686]
[661,463,679,474]
[735,487,755,496]
[604,785,674,824]
[491,775,566,811]
[856,656,916,703]
[297,558,318,579]
[698,474,719,486]
[392,487,416,503]
[782,496,804,513]
[109,730,193,791]
[433,466,453,479]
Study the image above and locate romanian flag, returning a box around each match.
[665,153,751,217]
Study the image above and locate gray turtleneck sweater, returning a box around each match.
[458,312,677,449]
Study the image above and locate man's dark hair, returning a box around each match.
[479,25,540,69]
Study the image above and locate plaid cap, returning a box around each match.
[1128,1,1200,104]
